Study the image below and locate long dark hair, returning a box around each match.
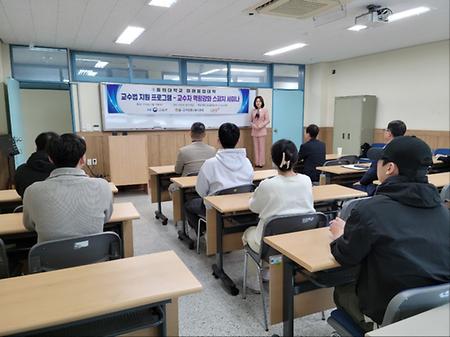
[271,139,299,172]
[253,96,264,119]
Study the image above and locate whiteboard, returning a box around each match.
[100,83,256,131]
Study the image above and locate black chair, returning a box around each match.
[328,283,450,337]
[339,155,359,164]
[0,238,9,279]
[242,212,328,331]
[324,159,351,166]
[195,184,256,254]
[28,232,122,273]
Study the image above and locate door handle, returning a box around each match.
[342,133,345,139]
[273,129,278,133]
[347,133,350,140]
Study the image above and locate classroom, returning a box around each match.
[0,0,449,336]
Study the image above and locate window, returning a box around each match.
[131,57,180,83]
[273,64,300,90]
[187,61,228,85]
[11,46,69,83]
[229,63,270,87]
[73,53,130,82]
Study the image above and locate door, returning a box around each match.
[272,90,304,148]
[7,78,26,167]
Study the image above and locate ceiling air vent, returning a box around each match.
[246,0,346,19]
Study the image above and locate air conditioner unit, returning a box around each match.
[246,0,348,19]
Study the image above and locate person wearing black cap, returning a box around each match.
[329,136,450,332]
[357,120,407,195]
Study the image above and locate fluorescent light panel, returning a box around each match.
[200,68,222,76]
[264,43,307,56]
[388,6,430,22]
[149,0,177,8]
[347,24,368,31]
[94,61,109,68]
[230,68,265,73]
[115,26,145,44]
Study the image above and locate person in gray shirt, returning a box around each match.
[23,133,113,243]
[168,122,216,196]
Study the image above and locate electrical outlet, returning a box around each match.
[92,158,97,165]
[87,158,92,166]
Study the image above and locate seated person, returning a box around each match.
[329,136,450,332]
[184,123,253,231]
[357,120,406,195]
[23,134,113,243]
[168,122,216,195]
[243,139,315,253]
[15,132,58,198]
[295,124,325,182]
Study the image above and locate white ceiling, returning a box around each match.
[0,0,448,64]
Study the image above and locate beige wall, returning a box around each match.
[305,40,450,131]
[20,89,73,158]
[0,42,11,82]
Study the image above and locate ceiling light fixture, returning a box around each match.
[94,61,109,68]
[149,0,177,8]
[264,43,307,56]
[347,24,368,31]
[388,6,430,22]
[115,26,145,44]
[230,68,265,73]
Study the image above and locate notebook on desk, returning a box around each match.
[341,164,369,170]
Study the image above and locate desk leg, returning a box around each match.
[177,188,194,249]
[123,220,134,258]
[282,256,295,337]
[211,211,239,296]
[154,175,168,225]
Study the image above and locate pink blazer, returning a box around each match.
[251,108,270,137]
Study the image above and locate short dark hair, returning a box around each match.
[306,124,319,139]
[48,133,86,168]
[218,123,240,149]
[271,139,299,172]
[35,132,58,152]
[253,96,265,109]
[387,120,407,137]
[191,122,206,136]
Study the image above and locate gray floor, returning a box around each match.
[115,190,334,336]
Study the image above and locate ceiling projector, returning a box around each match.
[355,4,393,27]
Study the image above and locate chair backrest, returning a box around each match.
[260,212,328,260]
[382,283,450,326]
[186,172,198,177]
[324,159,350,166]
[440,184,450,202]
[28,232,122,273]
[371,143,385,149]
[434,148,450,156]
[13,205,23,213]
[339,197,372,221]
[0,238,9,279]
[339,155,359,164]
[215,184,256,196]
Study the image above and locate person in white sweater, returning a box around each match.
[184,123,254,232]
[243,139,315,253]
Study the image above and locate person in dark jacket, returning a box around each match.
[295,124,325,182]
[357,120,406,195]
[329,136,450,332]
[14,132,58,198]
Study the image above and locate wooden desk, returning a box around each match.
[203,185,366,296]
[316,163,370,185]
[169,169,278,249]
[374,172,450,189]
[0,202,139,258]
[0,251,202,336]
[264,227,340,335]
[0,182,119,213]
[366,303,449,337]
[149,165,177,226]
